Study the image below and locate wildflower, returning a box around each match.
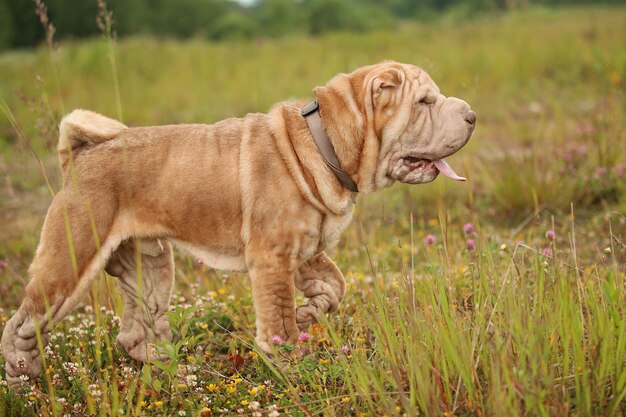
[271,335,284,345]
[248,401,260,410]
[542,247,553,257]
[604,247,612,254]
[241,400,249,406]
[298,332,310,342]
[154,401,163,407]
[248,388,258,395]
[319,359,330,365]
[267,404,280,417]
[341,397,350,403]
[340,345,350,354]
[466,239,476,251]
[423,234,436,246]
[200,407,212,417]
[463,222,475,235]
[248,351,259,360]
[356,337,365,344]
[545,230,556,240]
[257,385,265,391]
[178,411,186,416]
[0,260,7,270]
[207,383,219,392]
[227,386,236,394]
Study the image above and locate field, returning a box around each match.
[1,5,626,417]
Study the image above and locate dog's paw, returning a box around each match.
[295,304,318,331]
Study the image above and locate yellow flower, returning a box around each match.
[428,218,438,226]
[154,401,163,407]
[178,383,187,389]
[341,397,350,403]
[609,70,622,86]
[227,386,236,394]
[258,385,265,391]
[200,407,212,417]
[234,378,243,384]
[138,401,147,407]
[248,351,259,360]
[248,388,258,395]
[396,406,401,412]
[207,383,219,392]
[241,400,249,406]
[356,337,365,344]
[218,288,226,295]
[209,291,217,298]
[320,359,330,365]
[201,323,208,330]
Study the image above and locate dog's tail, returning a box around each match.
[58,109,127,168]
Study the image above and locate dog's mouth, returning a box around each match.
[401,156,466,182]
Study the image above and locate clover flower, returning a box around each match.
[463,222,475,235]
[423,234,436,246]
[271,335,284,345]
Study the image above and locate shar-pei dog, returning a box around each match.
[2,61,475,387]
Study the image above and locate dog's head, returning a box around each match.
[314,61,475,193]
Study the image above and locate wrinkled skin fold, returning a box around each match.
[1,61,474,388]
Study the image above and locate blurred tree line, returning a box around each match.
[0,0,624,50]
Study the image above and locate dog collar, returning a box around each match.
[301,100,359,193]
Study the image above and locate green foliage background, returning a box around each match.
[2,0,626,50]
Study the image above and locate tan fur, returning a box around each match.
[1,61,474,388]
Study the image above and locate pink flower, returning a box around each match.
[545,230,556,240]
[463,222,475,235]
[0,260,6,270]
[613,163,625,177]
[271,335,284,345]
[542,247,553,257]
[466,239,476,251]
[340,345,350,354]
[423,234,436,246]
[298,332,310,342]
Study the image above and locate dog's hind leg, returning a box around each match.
[1,189,119,389]
[105,238,174,363]
[294,252,346,331]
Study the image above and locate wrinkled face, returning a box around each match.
[369,63,476,186]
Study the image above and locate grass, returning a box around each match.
[0,5,625,417]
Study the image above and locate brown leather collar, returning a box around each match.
[301,100,359,193]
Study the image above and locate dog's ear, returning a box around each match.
[371,67,403,100]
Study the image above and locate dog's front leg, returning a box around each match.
[295,251,346,331]
[246,245,300,353]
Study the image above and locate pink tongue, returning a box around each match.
[433,159,466,182]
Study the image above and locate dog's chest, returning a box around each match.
[316,208,355,253]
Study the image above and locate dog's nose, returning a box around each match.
[464,110,476,125]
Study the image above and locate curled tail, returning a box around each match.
[58,109,127,168]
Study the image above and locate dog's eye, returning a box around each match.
[418,95,436,106]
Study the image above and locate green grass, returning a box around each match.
[1,5,625,417]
